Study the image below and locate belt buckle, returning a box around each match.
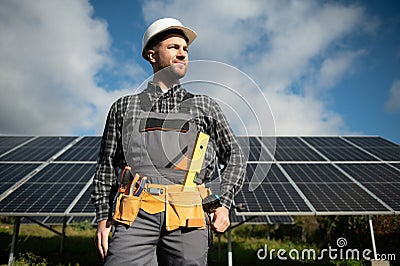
[147,187,164,195]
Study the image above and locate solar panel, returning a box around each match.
[267,215,294,224]
[362,147,400,161]
[275,137,305,147]
[302,137,350,147]
[338,163,400,183]
[235,164,312,214]
[296,183,388,212]
[56,137,101,162]
[283,164,351,183]
[237,136,272,161]
[27,163,94,183]
[361,183,400,212]
[69,185,95,214]
[0,137,77,161]
[301,137,378,161]
[274,147,325,161]
[0,163,40,194]
[281,164,390,213]
[0,135,399,220]
[344,136,398,147]
[0,163,95,214]
[337,164,400,211]
[0,136,33,155]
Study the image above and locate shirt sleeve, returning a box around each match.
[208,98,246,209]
[91,99,124,223]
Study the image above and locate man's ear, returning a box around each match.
[147,49,157,64]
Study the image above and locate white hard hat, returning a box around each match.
[142,18,197,60]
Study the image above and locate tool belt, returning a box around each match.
[113,183,211,231]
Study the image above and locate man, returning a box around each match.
[91,18,245,265]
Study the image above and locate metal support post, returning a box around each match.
[59,216,67,254]
[227,209,233,266]
[227,226,232,266]
[368,215,377,260]
[8,217,21,266]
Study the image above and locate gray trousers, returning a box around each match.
[105,209,209,266]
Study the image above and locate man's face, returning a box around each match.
[148,34,189,79]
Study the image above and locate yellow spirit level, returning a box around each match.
[182,132,210,191]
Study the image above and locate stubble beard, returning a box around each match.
[156,63,187,82]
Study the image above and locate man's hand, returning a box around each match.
[95,219,112,261]
[212,206,230,232]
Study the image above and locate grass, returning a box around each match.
[0,220,369,266]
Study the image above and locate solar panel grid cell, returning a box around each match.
[338,164,400,183]
[70,185,95,214]
[297,183,388,212]
[56,137,101,162]
[274,147,325,161]
[27,164,95,183]
[363,147,400,161]
[344,137,398,147]
[362,183,400,211]
[275,137,304,147]
[0,136,33,147]
[302,137,350,147]
[282,164,352,183]
[0,163,40,183]
[237,163,312,213]
[246,164,286,183]
[0,137,77,162]
[0,183,87,213]
[0,136,33,155]
[237,136,272,161]
[316,147,377,161]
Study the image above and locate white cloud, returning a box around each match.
[142,0,370,135]
[0,0,375,136]
[0,0,133,135]
[385,80,400,112]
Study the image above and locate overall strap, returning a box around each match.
[138,91,153,112]
[179,92,194,114]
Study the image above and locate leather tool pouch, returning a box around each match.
[165,188,206,231]
[113,194,142,227]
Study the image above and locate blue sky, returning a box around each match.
[1,0,399,143]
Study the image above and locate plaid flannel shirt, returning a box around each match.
[91,83,246,222]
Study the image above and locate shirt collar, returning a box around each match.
[146,82,185,97]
